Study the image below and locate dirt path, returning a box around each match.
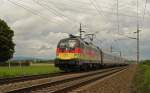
[71,64,137,93]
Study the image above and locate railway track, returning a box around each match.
[0,72,68,85]
[3,66,127,93]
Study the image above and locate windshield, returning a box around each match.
[68,40,77,48]
[58,39,78,48]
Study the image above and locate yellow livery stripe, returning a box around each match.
[57,53,79,60]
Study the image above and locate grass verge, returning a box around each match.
[133,64,150,93]
[0,64,61,78]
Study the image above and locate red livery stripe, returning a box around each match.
[56,48,81,54]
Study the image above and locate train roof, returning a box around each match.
[60,36,101,50]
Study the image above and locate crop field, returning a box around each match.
[0,64,61,78]
[134,60,150,93]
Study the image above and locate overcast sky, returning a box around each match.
[0,0,149,60]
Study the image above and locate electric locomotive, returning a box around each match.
[55,35,126,71]
[55,35,102,71]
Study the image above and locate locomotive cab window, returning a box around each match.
[58,39,79,49]
[68,40,77,48]
[58,40,67,48]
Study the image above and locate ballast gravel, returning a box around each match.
[71,64,137,93]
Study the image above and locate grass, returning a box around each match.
[0,64,61,78]
[133,61,150,93]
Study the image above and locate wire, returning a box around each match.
[88,0,117,36]
[39,0,80,24]
[32,0,72,25]
[142,0,147,28]
[89,0,114,25]
[137,0,139,29]
[89,0,105,17]
[7,0,64,26]
[35,0,80,34]
[117,0,120,32]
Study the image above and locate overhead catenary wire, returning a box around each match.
[7,0,63,26]
[32,0,72,25]
[88,0,150,19]
[7,0,79,34]
[88,0,133,39]
[89,0,105,17]
[117,0,120,32]
[89,0,124,54]
[35,0,81,34]
[114,0,142,38]
[115,39,136,59]
[141,0,148,28]
[40,0,80,24]
[89,0,114,28]
[8,0,87,36]
[137,0,139,28]
[89,0,135,56]
[88,0,121,44]
[6,0,144,60]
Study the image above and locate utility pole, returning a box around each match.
[136,0,140,63]
[136,28,140,63]
[79,23,85,39]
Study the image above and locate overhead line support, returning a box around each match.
[136,0,140,63]
[79,23,85,39]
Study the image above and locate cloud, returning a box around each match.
[0,0,149,60]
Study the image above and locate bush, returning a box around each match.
[141,60,150,66]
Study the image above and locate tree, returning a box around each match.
[0,19,15,62]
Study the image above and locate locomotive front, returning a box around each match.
[55,38,81,71]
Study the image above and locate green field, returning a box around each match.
[134,60,150,93]
[0,64,61,78]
